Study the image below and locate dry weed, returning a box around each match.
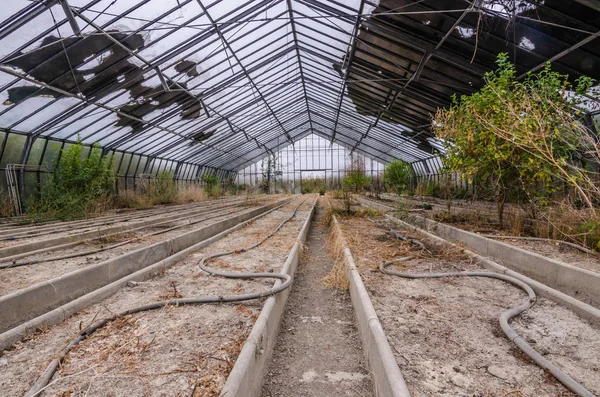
[321,222,349,290]
[174,185,208,204]
[158,281,183,300]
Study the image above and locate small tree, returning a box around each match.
[384,160,412,195]
[342,169,370,193]
[340,158,370,213]
[342,156,370,193]
[433,53,599,226]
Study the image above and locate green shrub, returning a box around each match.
[28,137,114,219]
[301,178,325,194]
[150,171,177,204]
[423,182,440,197]
[384,160,412,195]
[434,53,599,225]
[342,170,370,193]
[201,172,220,197]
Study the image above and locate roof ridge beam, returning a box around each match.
[286,0,314,134]
[329,0,365,143]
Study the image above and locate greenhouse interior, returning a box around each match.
[1,0,600,396]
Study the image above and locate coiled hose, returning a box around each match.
[0,207,244,269]
[380,254,594,397]
[24,200,306,397]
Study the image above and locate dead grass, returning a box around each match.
[321,221,349,290]
[115,185,211,210]
[88,231,136,245]
[334,215,470,276]
[323,201,381,225]
[192,331,248,397]
[158,281,183,300]
[0,188,14,217]
[174,185,208,204]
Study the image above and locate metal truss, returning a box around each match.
[0,0,598,177]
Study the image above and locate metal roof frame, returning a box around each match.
[0,0,598,174]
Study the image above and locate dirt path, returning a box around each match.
[262,200,373,397]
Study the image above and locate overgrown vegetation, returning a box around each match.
[259,154,277,194]
[342,169,370,193]
[0,188,13,217]
[24,138,227,218]
[301,177,325,194]
[27,138,114,219]
[384,160,412,195]
[152,171,178,204]
[116,174,213,209]
[433,53,600,247]
[201,172,220,197]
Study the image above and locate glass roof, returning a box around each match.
[0,0,599,171]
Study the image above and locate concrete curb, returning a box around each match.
[0,198,293,350]
[220,196,318,397]
[0,199,245,259]
[0,199,246,263]
[0,199,290,334]
[384,213,600,327]
[327,200,411,397]
[0,196,242,239]
[358,196,600,310]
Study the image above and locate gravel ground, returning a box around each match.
[263,199,373,397]
[336,214,600,397]
[0,203,261,296]
[0,196,313,397]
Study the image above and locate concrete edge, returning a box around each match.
[220,195,318,397]
[357,196,600,309]
[327,199,411,397]
[0,198,246,259]
[384,214,600,327]
[0,195,242,238]
[0,199,291,332]
[0,199,293,349]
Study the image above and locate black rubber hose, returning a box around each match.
[380,257,594,397]
[0,206,244,269]
[24,199,307,397]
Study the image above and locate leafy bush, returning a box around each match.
[28,138,114,219]
[433,53,599,226]
[384,160,412,195]
[151,171,177,204]
[301,178,325,194]
[200,172,220,197]
[423,181,440,197]
[342,169,370,193]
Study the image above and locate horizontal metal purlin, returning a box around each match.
[195,0,294,144]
